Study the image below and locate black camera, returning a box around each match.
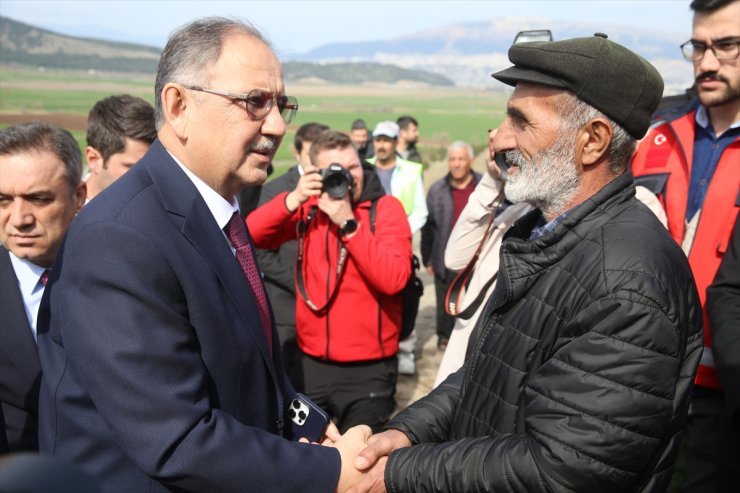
[320,163,353,199]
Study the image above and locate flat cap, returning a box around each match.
[492,33,664,139]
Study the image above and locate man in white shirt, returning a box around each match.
[0,120,86,452]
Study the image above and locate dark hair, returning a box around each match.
[308,130,354,166]
[351,119,368,131]
[0,121,83,192]
[87,94,156,164]
[154,17,269,128]
[396,115,418,130]
[690,0,737,12]
[294,122,329,152]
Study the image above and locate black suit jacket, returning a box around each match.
[36,141,340,492]
[256,166,301,328]
[0,246,41,452]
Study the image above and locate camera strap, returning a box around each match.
[295,205,348,313]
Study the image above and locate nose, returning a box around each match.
[492,119,515,154]
[260,102,287,137]
[7,199,35,230]
[697,46,721,72]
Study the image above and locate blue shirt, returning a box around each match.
[687,105,740,221]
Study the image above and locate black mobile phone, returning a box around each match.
[286,393,330,443]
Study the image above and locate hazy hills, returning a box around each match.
[0,15,694,93]
[0,16,453,87]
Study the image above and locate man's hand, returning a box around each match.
[324,425,372,493]
[318,192,355,228]
[344,429,411,493]
[286,164,322,212]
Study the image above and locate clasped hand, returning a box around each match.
[322,426,412,493]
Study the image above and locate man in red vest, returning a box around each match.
[631,0,740,489]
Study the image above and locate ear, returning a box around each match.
[85,146,103,173]
[161,83,190,139]
[578,118,612,168]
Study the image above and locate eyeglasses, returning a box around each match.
[680,39,740,62]
[184,85,299,124]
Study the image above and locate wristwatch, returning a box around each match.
[339,218,358,237]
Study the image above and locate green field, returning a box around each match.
[0,64,509,175]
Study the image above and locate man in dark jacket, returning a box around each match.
[348,34,704,493]
[421,140,480,350]
[256,122,328,390]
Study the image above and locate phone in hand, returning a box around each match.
[286,393,330,443]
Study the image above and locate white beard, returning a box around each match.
[503,132,581,219]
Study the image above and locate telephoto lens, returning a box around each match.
[320,163,353,199]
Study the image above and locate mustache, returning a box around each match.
[248,138,277,153]
[696,71,727,83]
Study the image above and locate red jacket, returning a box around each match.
[248,193,412,362]
[632,104,740,390]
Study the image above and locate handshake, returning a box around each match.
[320,424,412,493]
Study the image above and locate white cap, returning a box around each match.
[372,121,399,139]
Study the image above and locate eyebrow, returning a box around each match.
[506,106,529,123]
[690,36,740,44]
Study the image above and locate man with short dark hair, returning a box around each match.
[350,118,373,160]
[396,115,422,164]
[256,121,329,390]
[349,34,703,493]
[249,130,411,434]
[84,94,156,202]
[631,1,740,489]
[421,141,480,351]
[0,121,86,452]
[36,17,365,493]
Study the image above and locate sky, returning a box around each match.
[1,0,693,56]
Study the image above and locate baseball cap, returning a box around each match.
[492,33,664,139]
[372,121,399,139]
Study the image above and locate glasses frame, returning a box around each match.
[184,85,299,124]
[680,39,740,62]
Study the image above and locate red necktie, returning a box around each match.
[224,212,273,353]
[39,269,49,286]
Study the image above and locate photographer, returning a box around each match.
[248,130,412,433]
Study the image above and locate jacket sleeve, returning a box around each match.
[254,184,296,294]
[420,191,436,269]
[708,213,740,421]
[246,192,299,250]
[407,175,428,234]
[344,196,412,295]
[444,173,502,271]
[385,291,703,493]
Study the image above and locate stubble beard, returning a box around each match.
[503,131,581,219]
[696,72,740,108]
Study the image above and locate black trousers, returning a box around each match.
[680,393,740,493]
[434,269,457,341]
[301,352,398,434]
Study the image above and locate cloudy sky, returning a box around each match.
[2,0,693,55]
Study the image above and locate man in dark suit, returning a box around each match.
[36,18,367,493]
[0,121,86,452]
[256,121,328,390]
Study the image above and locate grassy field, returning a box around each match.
[0,64,509,175]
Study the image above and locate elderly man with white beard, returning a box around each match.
[345,34,705,493]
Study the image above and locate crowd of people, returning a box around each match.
[0,0,738,492]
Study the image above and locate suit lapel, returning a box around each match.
[143,142,280,383]
[0,247,41,383]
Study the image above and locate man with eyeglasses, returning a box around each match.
[632,1,740,490]
[35,17,366,493]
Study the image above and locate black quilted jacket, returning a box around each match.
[385,172,704,492]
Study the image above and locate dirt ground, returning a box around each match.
[0,113,87,130]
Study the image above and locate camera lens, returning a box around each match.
[321,163,353,199]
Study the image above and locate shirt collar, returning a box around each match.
[8,251,47,296]
[167,151,239,229]
[695,105,740,131]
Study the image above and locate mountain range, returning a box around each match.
[0,15,693,93]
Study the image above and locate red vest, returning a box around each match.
[632,108,740,390]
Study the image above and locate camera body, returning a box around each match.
[320,163,353,199]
